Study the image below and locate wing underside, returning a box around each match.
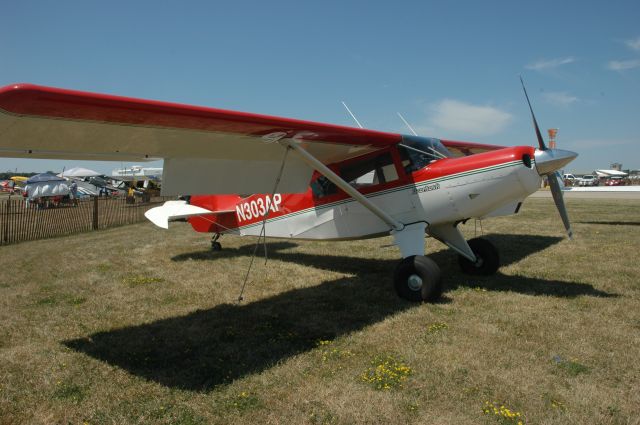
[441,139,505,157]
[0,84,505,195]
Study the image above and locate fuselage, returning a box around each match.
[187,142,541,241]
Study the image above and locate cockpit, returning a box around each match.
[310,135,452,199]
[398,135,453,173]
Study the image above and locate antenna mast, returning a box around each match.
[341,101,364,129]
[397,112,418,136]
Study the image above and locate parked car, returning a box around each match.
[563,174,578,186]
[605,176,627,186]
[578,175,599,186]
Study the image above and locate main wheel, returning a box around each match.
[458,237,499,275]
[394,255,442,302]
[211,241,222,251]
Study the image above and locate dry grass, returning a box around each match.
[0,197,639,424]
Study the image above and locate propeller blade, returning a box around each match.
[547,171,573,239]
[520,76,547,151]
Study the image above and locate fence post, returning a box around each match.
[92,196,99,230]
[2,199,8,244]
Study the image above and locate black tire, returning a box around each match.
[394,255,442,302]
[458,238,499,275]
[211,241,222,251]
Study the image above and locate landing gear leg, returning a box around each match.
[211,234,222,251]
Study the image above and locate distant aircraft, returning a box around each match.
[0,179,12,192]
[0,82,576,302]
[0,175,27,193]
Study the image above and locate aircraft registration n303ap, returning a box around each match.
[0,81,577,302]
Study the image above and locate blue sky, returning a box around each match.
[1,0,639,174]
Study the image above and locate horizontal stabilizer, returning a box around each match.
[144,200,228,229]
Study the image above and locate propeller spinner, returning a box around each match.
[520,77,578,238]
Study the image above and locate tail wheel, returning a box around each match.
[394,255,442,302]
[211,233,222,251]
[458,238,500,275]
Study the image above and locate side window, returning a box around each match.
[341,152,399,188]
[398,137,452,174]
[311,175,337,198]
[398,145,431,173]
[310,151,400,199]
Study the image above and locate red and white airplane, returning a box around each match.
[0,82,576,302]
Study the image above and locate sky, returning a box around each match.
[1,0,639,175]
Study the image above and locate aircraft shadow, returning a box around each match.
[64,234,616,392]
[64,273,409,391]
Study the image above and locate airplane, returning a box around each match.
[0,82,577,302]
[0,175,27,194]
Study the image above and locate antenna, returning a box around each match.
[397,112,418,136]
[341,101,364,129]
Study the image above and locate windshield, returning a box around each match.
[398,135,452,172]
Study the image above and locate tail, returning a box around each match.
[145,194,240,232]
[187,194,241,233]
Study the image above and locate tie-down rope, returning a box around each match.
[236,146,291,303]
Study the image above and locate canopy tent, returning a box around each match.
[25,181,69,199]
[58,167,101,178]
[25,173,69,199]
[26,172,66,184]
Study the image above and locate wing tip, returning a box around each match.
[0,83,44,94]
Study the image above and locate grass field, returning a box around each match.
[0,197,639,424]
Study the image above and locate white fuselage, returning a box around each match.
[233,159,541,241]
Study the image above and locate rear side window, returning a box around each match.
[340,152,398,187]
[310,151,400,198]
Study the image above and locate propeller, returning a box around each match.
[520,76,577,239]
[520,76,547,152]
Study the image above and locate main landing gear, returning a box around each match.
[392,223,444,303]
[392,234,500,302]
[394,255,443,302]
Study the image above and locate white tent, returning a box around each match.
[595,169,628,177]
[58,167,101,178]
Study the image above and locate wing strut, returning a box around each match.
[285,139,404,231]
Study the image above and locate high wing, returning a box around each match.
[0,83,497,195]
